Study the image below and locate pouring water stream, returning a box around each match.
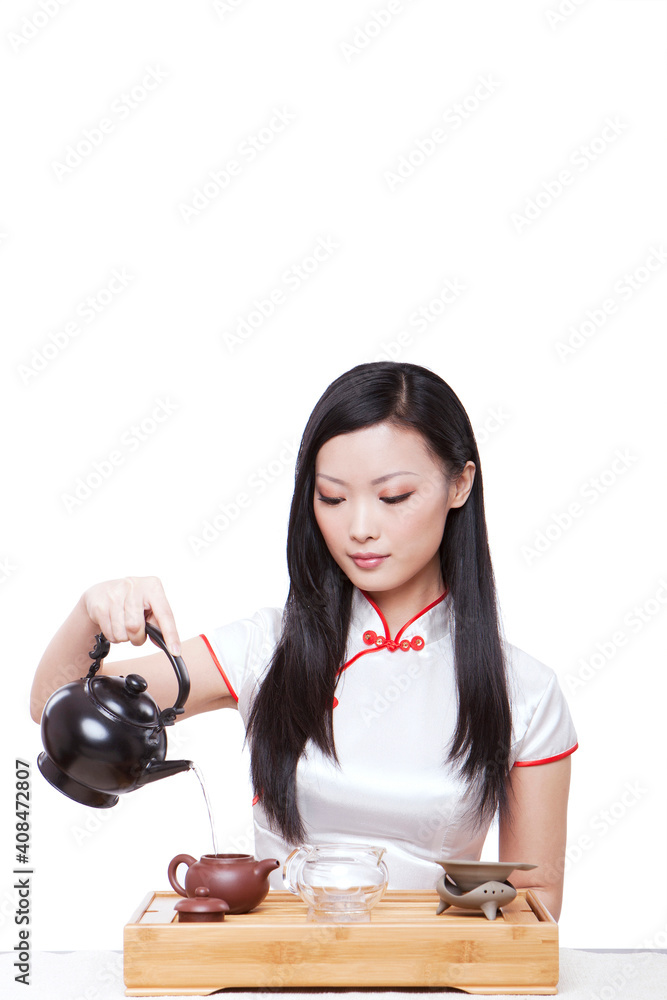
[189,762,219,856]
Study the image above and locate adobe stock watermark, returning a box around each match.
[545,0,591,30]
[563,780,649,875]
[0,557,17,585]
[70,795,125,847]
[384,74,501,191]
[188,438,298,554]
[554,245,667,361]
[212,0,249,17]
[222,236,340,353]
[178,107,296,224]
[339,0,419,64]
[223,823,255,857]
[0,884,21,929]
[475,405,511,447]
[365,277,467,363]
[51,67,168,180]
[521,447,638,566]
[639,920,667,949]
[60,397,180,514]
[7,0,73,53]
[360,661,424,728]
[587,957,653,1000]
[510,117,628,233]
[17,268,134,385]
[565,577,667,694]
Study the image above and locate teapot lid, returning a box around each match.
[89,674,160,726]
[174,888,230,919]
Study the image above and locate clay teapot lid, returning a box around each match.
[174,887,230,921]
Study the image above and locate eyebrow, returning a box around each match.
[315,472,419,486]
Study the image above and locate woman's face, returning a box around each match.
[313,421,475,601]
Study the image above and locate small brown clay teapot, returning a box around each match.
[168,853,279,914]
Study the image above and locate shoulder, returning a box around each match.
[503,639,559,707]
[201,605,285,709]
[205,605,283,662]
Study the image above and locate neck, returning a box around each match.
[363,573,446,638]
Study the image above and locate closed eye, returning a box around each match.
[316,491,416,506]
[381,491,416,504]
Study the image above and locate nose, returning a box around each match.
[348,499,380,543]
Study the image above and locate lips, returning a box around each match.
[350,552,389,568]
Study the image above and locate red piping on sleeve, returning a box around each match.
[199,633,239,703]
[513,742,578,767]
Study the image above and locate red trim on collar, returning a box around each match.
[361,587,449,644]
[337,587,449,678]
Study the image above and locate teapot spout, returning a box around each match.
[137,758,194,787]
[254,858,280,880]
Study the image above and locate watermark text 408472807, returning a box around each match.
[14,759,32,986]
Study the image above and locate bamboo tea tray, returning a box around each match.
[124,889,558,996]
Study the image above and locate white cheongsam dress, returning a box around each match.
[201,586,578,889]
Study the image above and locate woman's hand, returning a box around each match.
[31,577,236,723]
[82,576,182,655]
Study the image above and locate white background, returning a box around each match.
[1,0,666,956]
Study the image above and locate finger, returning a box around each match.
[123,579,148,647]
[107,588,131,644]
[144,577,182,656]
[88,594,120,644]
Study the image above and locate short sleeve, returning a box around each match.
[507,645,578,767]
[200,606,283,723]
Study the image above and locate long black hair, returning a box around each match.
[245,361,512,844]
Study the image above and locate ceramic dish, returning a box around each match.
[435,859,537,891]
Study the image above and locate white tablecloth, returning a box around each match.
[2,948,667,999]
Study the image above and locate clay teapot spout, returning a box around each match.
[254,858,280,880]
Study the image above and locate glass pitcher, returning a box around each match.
[283,843,388,922]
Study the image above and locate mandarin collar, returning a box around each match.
[348,585,452,651]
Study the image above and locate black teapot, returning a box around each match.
[37,624,192,808]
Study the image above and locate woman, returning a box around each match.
[31,361,577,919]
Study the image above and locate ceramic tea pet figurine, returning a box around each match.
[168,853,280,914]
[435,859,537,921]
[436,876,516,920]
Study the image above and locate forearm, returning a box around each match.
[30,594,99,723]
[498,756,571,925]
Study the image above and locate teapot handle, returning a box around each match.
[282,845,312,895]
[145,623,191,725]
[168,853,197,897]
[85,623,191,727]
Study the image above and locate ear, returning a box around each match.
[449,461,476,508]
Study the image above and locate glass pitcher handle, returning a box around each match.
[282,845,312,894]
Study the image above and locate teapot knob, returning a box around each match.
[124,674,148,695]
